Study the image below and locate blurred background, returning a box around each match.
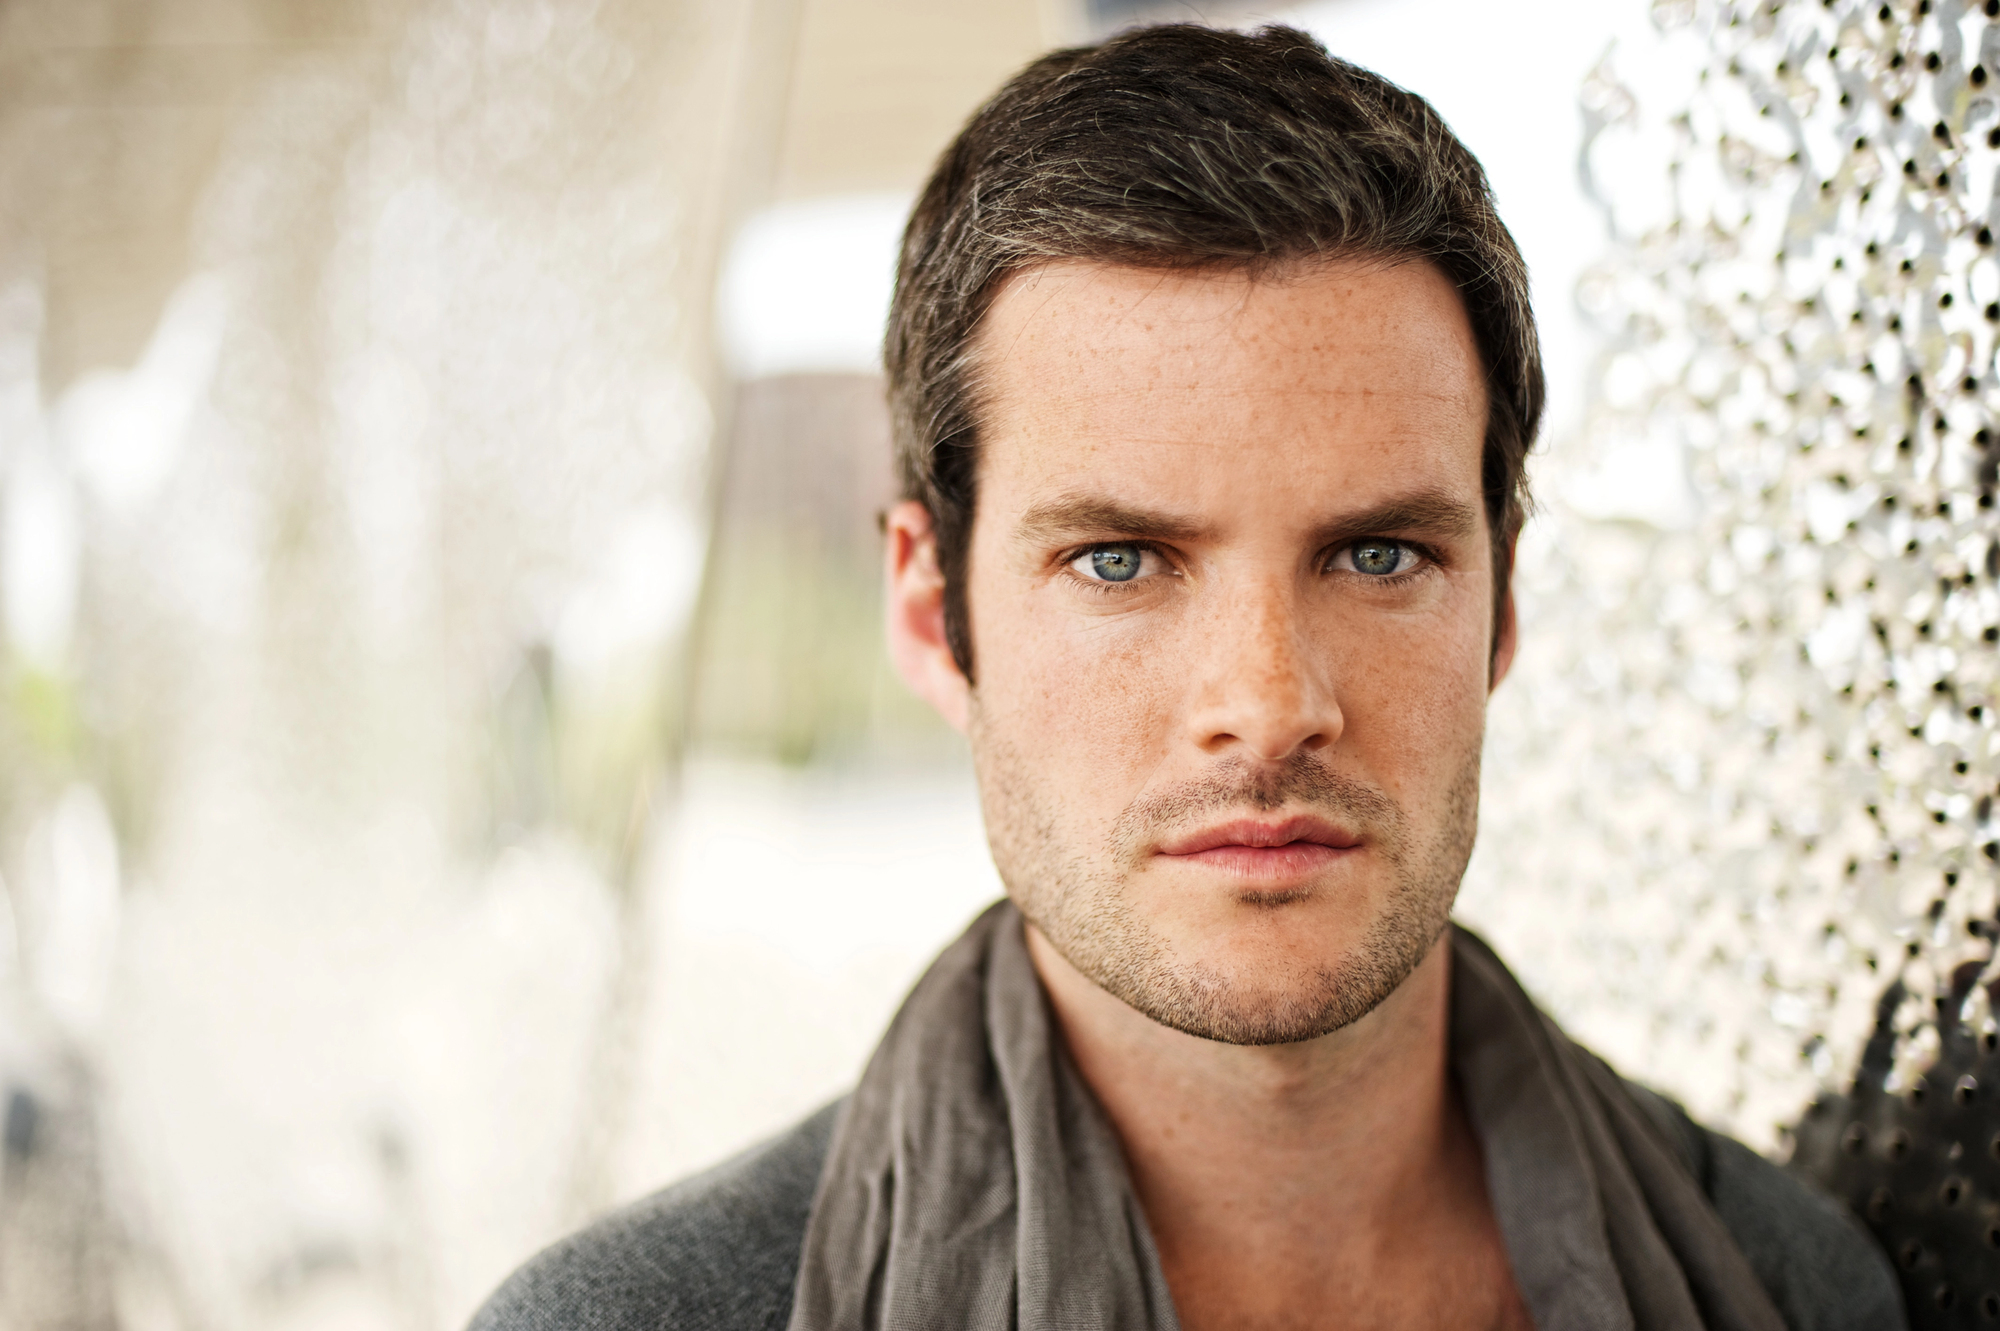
[0,0,1995,1326]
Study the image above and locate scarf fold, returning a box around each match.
[788,901,1785,1331]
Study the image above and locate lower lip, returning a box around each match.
[1161,843,1358,879]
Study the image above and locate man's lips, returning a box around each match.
[1154,815,1363,880]
[1158,815,1362,856]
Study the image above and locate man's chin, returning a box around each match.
[1076,898,1451,1046]
[1149,876,1383,953]
[1114,968,1373,1046]
[1095,934,1393,1046]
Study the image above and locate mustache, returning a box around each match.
[1112,753,1403,846]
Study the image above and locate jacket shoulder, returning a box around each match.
[469,1099,840,1331]
[1628,1085,1906,1331]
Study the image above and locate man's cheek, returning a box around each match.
[993,610,1174,768]
[1050,622,1177,733]
[1338,630,1488,773]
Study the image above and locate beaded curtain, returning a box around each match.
[1455,0,2000,1152]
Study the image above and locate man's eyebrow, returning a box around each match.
[1013,489,1484,548]
[1015,496,1209,545]
[1312,490,1482,546]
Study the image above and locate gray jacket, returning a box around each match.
[471,1092,1903,1331]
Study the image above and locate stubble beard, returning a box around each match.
[972,714,1482,1047]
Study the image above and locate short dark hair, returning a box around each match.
[886,23,1543,679]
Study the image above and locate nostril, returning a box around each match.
[1190,689,1344,762]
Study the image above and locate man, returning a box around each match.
[476,24,1903,1331]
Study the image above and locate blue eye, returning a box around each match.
[1088,545,1144,582]
[1346,540,1415,576]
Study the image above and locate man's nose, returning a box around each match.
[1182,577,1343,762]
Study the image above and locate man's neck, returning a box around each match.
[1023,924,1529,1331]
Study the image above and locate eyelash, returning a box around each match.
[1061,539,1442,589]
[1325,539,1440,585]
[1062,542,1177,592]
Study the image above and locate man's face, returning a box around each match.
[890,257,1509,1045]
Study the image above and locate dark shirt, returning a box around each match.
[472,1091,1903,1331]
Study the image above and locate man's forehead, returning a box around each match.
[968,257,1490,508]
[974,256,1487,416]
[983,253,1461,336]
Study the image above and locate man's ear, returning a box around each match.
[1489,533,1520,692]
[885,500,971,733]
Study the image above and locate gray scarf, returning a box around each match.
[788,901,1784,1331]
